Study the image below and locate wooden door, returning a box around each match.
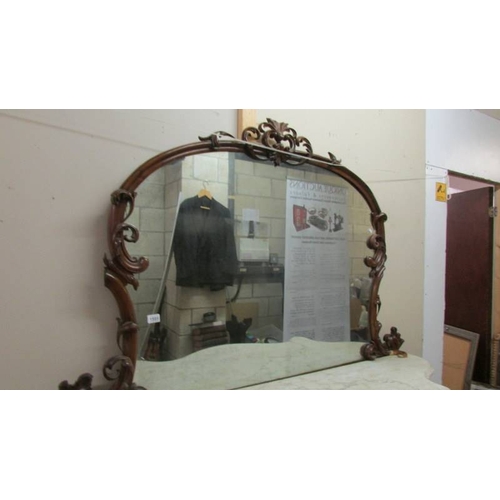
[445,187,494,384]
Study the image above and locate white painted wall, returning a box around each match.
[427,109,500,183]
[424,109,500,383]
[256,110,427,356]
[0,110,236,389]
[422,165,448,383]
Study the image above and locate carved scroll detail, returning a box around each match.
[111,189,136,218]
[361,327,406,360]
[104,255,139,289]
[359,211,405,360]
[241,118,313,166]
[328,152,342,165]
[115,318,138,354]
[384,327,405,351]
[105,189,149,290]
[103,355,145,390]
[102,188,143,375]
[360,342,378,361]
[364,213,388,278]
[199,131,235,148]
[59,357,145,389]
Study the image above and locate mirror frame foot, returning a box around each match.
[360,326,405,360]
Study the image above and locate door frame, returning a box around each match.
[492,186,500,386]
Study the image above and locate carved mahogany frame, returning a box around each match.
[68,118,404,389]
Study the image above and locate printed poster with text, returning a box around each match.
[283,179,350,342]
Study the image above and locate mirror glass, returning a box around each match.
[127,152,374,387]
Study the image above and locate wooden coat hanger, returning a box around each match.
[197,180,212,209]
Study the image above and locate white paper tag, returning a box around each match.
[147,314,161,324]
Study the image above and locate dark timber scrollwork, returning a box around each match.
[360,212,388,359]
[98,189,148,388]
[358,212,405,359]
[59,373,93,390]
[241,118,313,166]
[199,131,236,148]
[106,189,149,287]
[103,355,145,390]
[59,116,404,389]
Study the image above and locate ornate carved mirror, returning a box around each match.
[62,118,404,389]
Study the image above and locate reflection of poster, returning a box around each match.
[284,179,350,342]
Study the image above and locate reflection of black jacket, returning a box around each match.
[173,196,238,290]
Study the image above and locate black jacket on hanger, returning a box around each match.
[172,196,238,291]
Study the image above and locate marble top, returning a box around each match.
[243,354,447,390]
[134,339,446,390]
[135,338,364,390]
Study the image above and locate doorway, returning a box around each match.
[444,173,497,386]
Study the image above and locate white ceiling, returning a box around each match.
[477,109,500,121]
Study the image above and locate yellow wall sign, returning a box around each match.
[435,182,447,202]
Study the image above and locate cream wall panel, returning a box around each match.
[1,109,233,154]
[374,178,425,356]
[0,109,236,389]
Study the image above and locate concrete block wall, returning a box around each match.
[230,157,373,336]
[231,156,287,333]
[132,152,374,359]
